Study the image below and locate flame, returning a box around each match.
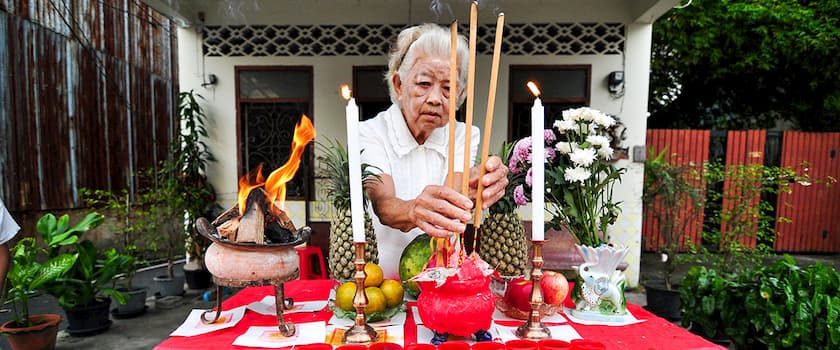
[264,114,316,215]
[237,164,266,216]
[526,81,541,97]
[236,115,316,217]
[340,84,352,101]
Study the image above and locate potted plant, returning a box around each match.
[640,148,705,320]
[173,90,216,290]
[680,161,834,344]
[508,107,627,318]
[81,187,151,318]
[142,176,187,297]
[0,213,101,349]
[36,212,133,337]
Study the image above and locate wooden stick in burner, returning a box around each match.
[238,195,265,245]
[473,13,505,230]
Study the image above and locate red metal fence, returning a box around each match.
[643,129,840,253]
[0,0,178,211]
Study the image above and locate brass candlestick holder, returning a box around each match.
[516,240,551,339]
[342,242,378,344]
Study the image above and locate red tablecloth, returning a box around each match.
[154,280,724,350]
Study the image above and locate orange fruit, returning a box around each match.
[336,282,357,311]
[364,262,384,287]
[380,279,405,308]
[364,287,386,314]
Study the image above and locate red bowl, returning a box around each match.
[537,339,570,350]
[471,342,505,350]
[405,344,436,350]
[370,343,403,350]
[569,339,605,350]
[505,339,539,350]
[438,341,471,350]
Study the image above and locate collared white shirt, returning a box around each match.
[360,104,479,279]
[0,198,20,245]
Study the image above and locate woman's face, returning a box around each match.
[393,54,453,144]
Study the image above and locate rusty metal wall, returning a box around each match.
[0,0,178,212]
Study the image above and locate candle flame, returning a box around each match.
[527,81,541,97]
[340,84,352,101]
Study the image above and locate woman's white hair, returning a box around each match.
[386,23,470,108]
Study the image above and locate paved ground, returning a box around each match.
[1,253,837,350]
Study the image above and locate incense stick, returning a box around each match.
[473,13,505,230]
[447,20,458,189]
[461,2,477,200]
[458,1,478,257]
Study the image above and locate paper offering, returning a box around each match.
[233,322,327,348]
[490,323,582,343]
[563,308,645,326]
[169,306,247,337]
[328,310,407,327]
[247,295,328,315]
[491,308,567,324]
[326,324,405,347]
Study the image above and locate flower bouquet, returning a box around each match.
[508,107,629,318]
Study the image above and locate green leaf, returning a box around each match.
[30,254,77,290]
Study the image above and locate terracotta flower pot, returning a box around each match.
[0,314,63,350]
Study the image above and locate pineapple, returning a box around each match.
[318,139,380,280]
[477,142,528,277]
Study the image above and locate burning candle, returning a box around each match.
[342,85,366,243]
[527,81,545,241]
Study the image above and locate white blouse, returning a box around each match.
[359,104,479,279]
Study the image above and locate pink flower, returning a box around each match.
[544,129,556,144]
[513,184,527,205]
[526,167,533,187]
[545,146,556,162]
[510,137,533,174]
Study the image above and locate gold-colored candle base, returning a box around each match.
[516,240,551,340]
[342,242,378,344]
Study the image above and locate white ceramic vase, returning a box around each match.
[568,244,629,320]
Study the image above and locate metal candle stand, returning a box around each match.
[201,273,298,336]
[343,242,379,344]
[515,240,551,339]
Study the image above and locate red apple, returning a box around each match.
[540,271,569,306]
[503,277,533,312]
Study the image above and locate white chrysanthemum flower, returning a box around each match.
[569,147,597,167]
[579,108,596,121]
[586,135,610,149]
[598,145,614,160]
[594,112,616,128]
[562,108,579,121]
[564,166,591,183]
[554,119,576,133]
[555,141,574,155]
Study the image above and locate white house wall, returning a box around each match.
[177,0,669,286]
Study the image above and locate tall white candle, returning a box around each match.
[343,86,365,243]
[529,83,545,241]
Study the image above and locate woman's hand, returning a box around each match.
[409,185,473,238]
[469,155,509,209]
[367,174,472,238]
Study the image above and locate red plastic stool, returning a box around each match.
[296,245,327,280]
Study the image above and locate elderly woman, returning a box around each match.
[360,24,509,279]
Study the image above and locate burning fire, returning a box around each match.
[340,84,352,101]
[526,81,541,97]
[237,115,316,217]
